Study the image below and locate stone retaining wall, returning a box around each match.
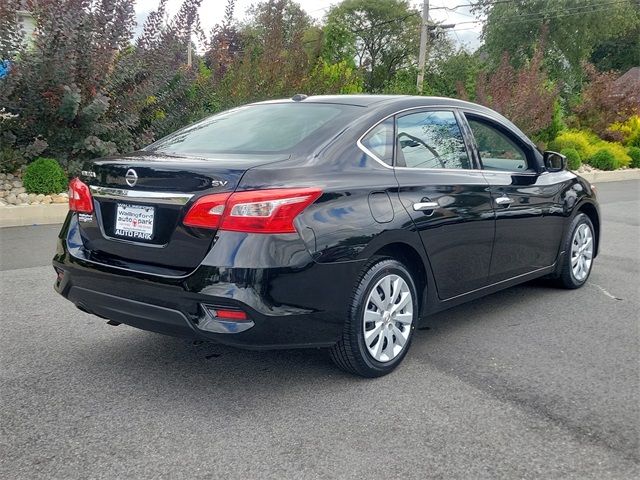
[0,172,68,206]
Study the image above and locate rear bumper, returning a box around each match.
[53,215,365,349]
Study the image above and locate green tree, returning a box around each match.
[590,24,640,72]
[475,0,640,92]
[424,49,483,99]
[217,0,312,107]
[303,60,363,94]
[322,0,420,91]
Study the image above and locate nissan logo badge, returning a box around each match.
[125,169,138,187]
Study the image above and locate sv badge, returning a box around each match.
[211,180,229,187]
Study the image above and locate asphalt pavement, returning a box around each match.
[1,180,638,479]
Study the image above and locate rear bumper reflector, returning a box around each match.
[198,305,254,334]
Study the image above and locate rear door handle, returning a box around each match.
[413,201,439,212]
[495,195,514,206]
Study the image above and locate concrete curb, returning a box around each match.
[574,169,640,184]
[0,169,638,228]
[0,203,68,228]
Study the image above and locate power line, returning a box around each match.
[442,0,632,27]
[489,0,630,19]
[303,0,632,47]
[430,0,518,10]
[352,12,419,33]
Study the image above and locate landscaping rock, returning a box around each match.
[0,173,5,180]
[11,180,23,188]
[12,187,25,194]
[42,195,52,204]
[36,194,45,202]
[0,191,5,198]
[6,194,17,205]
[52,195,67,204]
[6,173,14,180]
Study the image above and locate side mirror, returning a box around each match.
[544,151,566,172]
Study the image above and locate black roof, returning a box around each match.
[259,94,493,111]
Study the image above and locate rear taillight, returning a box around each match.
[184,188,322,234]
[68,178,93,213]
[183,192,231,229]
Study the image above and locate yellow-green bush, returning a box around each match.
[608,116,640,147]
[549,130,598,160]
[550,129,630,169]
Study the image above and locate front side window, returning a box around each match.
[361,118,394,165]
[466,117,529,172]
[395,111,471,169]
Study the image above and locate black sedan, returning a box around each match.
[53,95,600,377]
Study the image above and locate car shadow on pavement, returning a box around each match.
[65,280,565,402]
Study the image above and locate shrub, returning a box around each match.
[573,64,640,136]
[587,142,631,168]
[550,129,631,169]
[22,158,68,194]
[0,147,26,174]
[549,130,598,160]
[628,147,640,168]
[473,48,559,139]
[560,148,581,170]
[588,149,617,171]
[607,116,640,146]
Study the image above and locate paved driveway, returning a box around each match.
[1,180,638,479]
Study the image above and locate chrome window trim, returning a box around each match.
[356,104,539,176]
[89,186,194,205]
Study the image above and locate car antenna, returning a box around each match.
[291,94,308,102]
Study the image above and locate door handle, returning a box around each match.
[413,201,439,212]
[495,195,514,206]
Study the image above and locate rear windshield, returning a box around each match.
[146,103,362,156]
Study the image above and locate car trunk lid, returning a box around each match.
[77,152,287,275]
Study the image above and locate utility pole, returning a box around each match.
[416,0,429,93]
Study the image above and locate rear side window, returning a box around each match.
[360,118,394,165]
[466,117,529,172]
[147,103,361,155]
[395,111,471,169]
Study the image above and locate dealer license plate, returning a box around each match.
[114,203,155,241]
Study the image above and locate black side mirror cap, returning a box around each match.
[543,151,567,172]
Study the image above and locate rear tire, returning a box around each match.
[553,213,595,289]
[330,258,418,377]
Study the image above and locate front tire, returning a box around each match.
[554,213,595,289]
[330,258,418,377]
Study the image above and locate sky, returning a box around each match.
[133,0,484,51]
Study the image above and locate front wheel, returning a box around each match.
[330,259,418,377]
[554,213,596,289]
